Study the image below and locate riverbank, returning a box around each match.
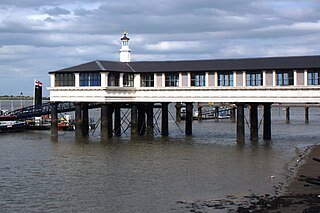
[177,145,320,212]
[268,144,320,212]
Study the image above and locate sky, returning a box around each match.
[1,0,320,96]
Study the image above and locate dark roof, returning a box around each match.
[121,34,130,41]
[49,55,320,74]
[49,60,132,73]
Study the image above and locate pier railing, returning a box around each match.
[7,102,101,119]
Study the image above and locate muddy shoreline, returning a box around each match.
[176,145,320,212]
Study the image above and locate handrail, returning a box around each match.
[6,102,101,119]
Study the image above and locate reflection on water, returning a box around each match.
[0,102,319,212]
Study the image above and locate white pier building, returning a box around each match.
[48,32,320,141]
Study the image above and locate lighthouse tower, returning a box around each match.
[119,31,131,62]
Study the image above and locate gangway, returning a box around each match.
[6,102,101,119]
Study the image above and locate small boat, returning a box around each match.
[181,106,231,120]
[0,115,26,133]
[26,116,51,130]
[58,114,75,131]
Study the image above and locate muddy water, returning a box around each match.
[0,101,319,212]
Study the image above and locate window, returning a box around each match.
[141,74,154,87]
[308,70,320,85]
[191,73,205,86]
[218,72,233,86]
[123,73,134,87]
[108,73,119,86]
[165,73,179,87]
[277,70,293,86]
[246,72,263,86]
[80,73,101,86]
[55,73,75,86]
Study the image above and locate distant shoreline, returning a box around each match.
[0,96,49,100]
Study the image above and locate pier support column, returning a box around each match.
[162,103,169,136]
[114,105,121,137]
[263,103,272,140]
[101,103,113,140]
[236,103,245,143]
[215,107,219,122]
[198,106,202,121]
[230,107,236,122]
[131,104,138,137]
[146,103,154,136]
[305,107,309,124]
[286,107,290,123]
[175,102,182,122]
[185,102,193,136]
[250,104,259,141]
[82,103,89,137]
[138,104,146,136]
[75,102,82,139]
[50,102,58,140]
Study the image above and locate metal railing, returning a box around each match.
[7,102,101,119]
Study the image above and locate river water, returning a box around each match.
[0,100,319,212]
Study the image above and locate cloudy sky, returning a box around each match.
[1,0,320,96]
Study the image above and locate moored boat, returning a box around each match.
[0,115,26,133]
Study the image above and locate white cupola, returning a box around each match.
[119,31,131,62]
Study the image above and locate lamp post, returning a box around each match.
[20,92,23,108]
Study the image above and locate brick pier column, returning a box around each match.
[236,103,245,143]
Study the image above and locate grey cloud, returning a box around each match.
[44,17,57,23]
[0,0,103,7]
[74,8,92,16]
[44,7,70,16]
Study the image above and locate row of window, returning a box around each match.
[55,70,320,87]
